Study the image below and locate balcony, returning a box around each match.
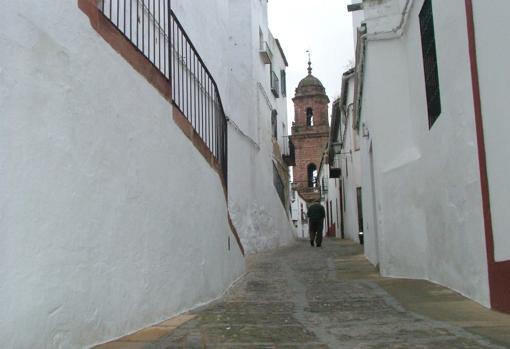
[260,41,273,64]
[329,155,341,178]
[291,180,322,202]
[329,143,342,178]
[282,136,295,166]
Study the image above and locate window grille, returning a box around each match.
[271,110,278,139]
[280,70,287,97]
[271,70,280,97]
[419,0,442,128]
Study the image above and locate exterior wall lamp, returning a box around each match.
[362,123,370,138]
[331,142,342,155]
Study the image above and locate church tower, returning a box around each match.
[291,58,330,202]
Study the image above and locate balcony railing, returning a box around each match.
[329,154,341,178]
[291,181,322,195]
[99,0,228,186]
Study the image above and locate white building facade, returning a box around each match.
[328,69,363,243]
[0,1,294,348]
[225,0,295,254]
[351,0,510,312]
[290,191,309,240]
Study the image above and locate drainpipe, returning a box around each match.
[353,0,414,132]
[363,0,414,41]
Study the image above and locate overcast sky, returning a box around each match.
[268,0,355,124]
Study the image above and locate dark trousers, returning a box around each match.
[309,220,323,246]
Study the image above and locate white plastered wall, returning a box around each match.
[225,0,295,254]
[340,76,363,242]
[173,0,295,255]
[0,2,244,348]
[326,177,342,239]
[473,0,510,262]
[291,192,309,240]
[358,0,490,306]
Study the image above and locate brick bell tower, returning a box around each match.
[291,58,330,202]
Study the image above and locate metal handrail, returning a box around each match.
[169,9,228,185]
[99,0,228,186]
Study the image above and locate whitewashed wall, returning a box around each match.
[158,1,295,253]
[0,2,245,348]
[339,76,362,242]
[225,0,295,253]
[291,191,309,239]
[327,178,342,239]
[473,0,510,262]
[360,138,381,265]
[357,0,490,306]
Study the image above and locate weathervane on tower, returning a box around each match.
[306,50,312,75]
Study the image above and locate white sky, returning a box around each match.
[268,0,355,126]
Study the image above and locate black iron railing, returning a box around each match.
[291,181,322,195]
[100,0,171,78]
[329,154,341,178]
[99,0,228,185]
[169,12,228,184]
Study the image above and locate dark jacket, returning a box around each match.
[307,203,325,222]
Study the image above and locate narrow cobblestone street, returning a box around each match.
[99,240,510,349]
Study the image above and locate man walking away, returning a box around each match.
[307,200,326,247]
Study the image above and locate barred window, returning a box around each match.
[280,70,287,97]
[419,0,441,128]
[271,110,278,139]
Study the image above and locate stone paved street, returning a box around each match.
[97,240,510,349]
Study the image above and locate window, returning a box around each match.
[419,0,441,128]
[270,68,280,97]
[271,110,278,139]
[280,70,287,97]
[307,163,317,187]
[306,108,314,126]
